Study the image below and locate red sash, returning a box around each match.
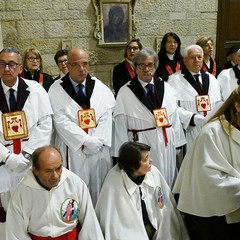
[165,62,180,75]
[29,225,80,240]
[39,73,43,85]
[202,58,216,76]
[20,72,44,84]
[125,60,135,78]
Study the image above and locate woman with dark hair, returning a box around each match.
[20,48,54,92]
[112,38,143,96]
[96,141,189,240]
[155,32,183,81]
[173,86,240,240]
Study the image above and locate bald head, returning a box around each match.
[67,48,90,83]
[32,146,63,190]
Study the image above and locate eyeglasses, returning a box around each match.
[0,62,20,69]
[67,62,89,68]
[127,46,139,51]
[58,59,68,65]
[27,57,41,62]
[136,63,155,70]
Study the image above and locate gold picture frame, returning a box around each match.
[92,0,137,47]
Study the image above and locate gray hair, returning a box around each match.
[182,44,203,58]
[0,47,22,63]
[237,49,240,56]
[133,48,159,70]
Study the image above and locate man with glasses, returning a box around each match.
[0,47,52,223]
[112,38,143,96]
[54,49,69,80]
[112,48,186,188]
[168,45,222,151]
[48,48,115,206]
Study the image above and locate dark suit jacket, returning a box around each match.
[112,60,134,96]
[21,69,54,92]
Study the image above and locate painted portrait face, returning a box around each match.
[135,56,156,83]
[132,151,152,177]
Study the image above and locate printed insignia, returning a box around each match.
[196,95,211,112]
[60,198,79,223]
[78,108,97,129]
[2,111,28,140]
[155,186,164,209]
[153,108,169,128]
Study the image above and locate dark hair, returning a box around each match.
[108,5,124,24]
[158,32,182,63]
[54,49,69,65]
[124,38,143,58]
[0,47,22,63]
[32,145,62,170]
[118,141,151,174]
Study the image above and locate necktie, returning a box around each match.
[77,84,87,108]
[9,88,17,112]
[146,84,156,107]
[139,187,156,238]
[193,74,203,94]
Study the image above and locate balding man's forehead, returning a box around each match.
[68,49,88,61]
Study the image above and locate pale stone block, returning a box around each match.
[0,11,22,21]
[195,0,217,11]
[17,21,44,40]
[175,0,196,11]
[0,0,5,11]
[22,10,59,20]
[6,0,52,10]
[169,12,186,20]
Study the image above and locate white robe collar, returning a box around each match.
[122,170,155,197]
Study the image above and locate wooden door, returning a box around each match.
[216,0,240,65]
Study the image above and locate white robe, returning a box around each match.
[168,71,222,150]
[217,67,239,101]
[0,79,53,193]
[173,115,240,224]
[48,76,115,206]
[113,81,186,187]
[6,167,104,240]
[95,165,189,240]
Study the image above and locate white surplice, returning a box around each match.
[113,81,186,187]
[95,165,189,240]
[217,67,239,101]
[168,71,222,150]
[6,167,104,240]
[48,76,115,206]
[0,79,52,193]
[173,115,240,224]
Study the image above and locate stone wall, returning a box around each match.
[0,0,218,88]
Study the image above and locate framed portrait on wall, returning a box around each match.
[92,0,137,47]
